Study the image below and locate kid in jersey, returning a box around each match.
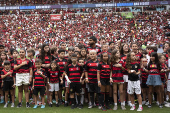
[1,61,15,108]
[27,49,36,100]
[159,55,167,106]
[140,58,149,105]
[97,52,111,111]
[146,52,163,108]
[126,52,143,111]
[85,50,100,109]
[55,49,67,106]
[110,49,126,110]
[32,59,46,109]
[0,52,8,104]
[47,61,61,107]
[65,54,83,109]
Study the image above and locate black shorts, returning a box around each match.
[141,83,148,88]
[59,79,65,88]
[87,83,100,93]
[3,81,14,91]
[101,79,110,85]
[69,83,82,94]
[33,87,45,96]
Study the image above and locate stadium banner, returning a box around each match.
[121,12,134,18]
[150,1,170,5]
[20,6,35,10]
[117,3,133,7]
[0,6,5,10]
[36,5,51,9]
[50,14,61,21]
[51,5,60,8]
[95,3,116,7]
[60,5,73,8]
[134,2,150,6]
[5,6,19,10]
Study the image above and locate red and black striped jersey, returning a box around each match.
[141,67,148,83]
[9,57,14,70]
[42,55,51,71]
[85,59,99,83]
[33,69,46,88]
[66,64,83,83]
[121,55,128,75]
[48,69,60,83]
[128,62,140,81]
[97,61,111,79]
[160,63,166,81]
[64,56,68,60]
[135,52,143,63]
[1,69,13,81]
[55,58,67,76]
[0,65,3,83]
[148,63,160,75]
[111,60,125,82]
[52,55,58,61]
[9,58,16,76]
[30,59,36,70]
[44,55,51,64]
[14,58,32,73]
[86,45,101,54]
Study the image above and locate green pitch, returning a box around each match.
[0,88,169,113]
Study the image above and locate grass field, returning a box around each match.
[0,88,169,113]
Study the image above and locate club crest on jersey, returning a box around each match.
[77,67,79,70]
[55,73,58,75]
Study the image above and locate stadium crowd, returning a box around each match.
[0,9,169,51]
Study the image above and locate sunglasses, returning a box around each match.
[143,61,147,62]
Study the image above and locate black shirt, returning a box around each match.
[128,62,140,81]
[1,69,13,81]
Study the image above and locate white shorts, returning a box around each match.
[16,73,30,86]
[123,75,128,83]
[65,81,69,88]
[127,80,141,95]
[167,80,170,92]
[49,83,59,92]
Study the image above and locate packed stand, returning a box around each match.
[0,9,170,51]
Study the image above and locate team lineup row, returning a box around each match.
[0,36,170,111]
